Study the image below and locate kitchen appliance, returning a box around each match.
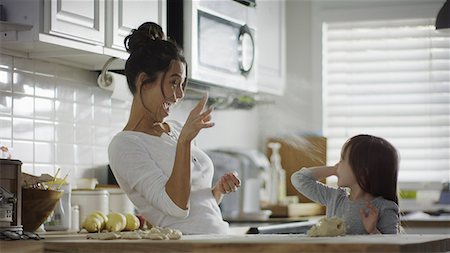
[207,148,271,220]
[0,159,22,239]
[168,0,257,92]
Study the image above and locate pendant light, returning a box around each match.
[435,0,450,31]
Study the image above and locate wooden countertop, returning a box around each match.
[2,233,449,253]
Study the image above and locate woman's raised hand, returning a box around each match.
[179,94,214,143]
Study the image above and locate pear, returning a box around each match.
[82,216,103,232]
[93,211,108,224]
[87,211,108,230]
[106,212,126,232]
[124,213,140,231]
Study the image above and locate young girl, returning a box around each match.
[291,134,400,234]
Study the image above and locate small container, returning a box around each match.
[71,205,80,231]
[105,188,135,214]
[76,178,98,190]
[44,182,71,231]
[71,189,109,228]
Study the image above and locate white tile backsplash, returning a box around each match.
[55,122,74,143]
[13,72,35,95]
[74,124,93,145]
[93,106,111,126]
[12,94,34,117]
[55,143,75,164]
[21,163,34,175]
[55,100,74,123]
[34,120,55,142]
[13,118,34,140]
[35,97,54,120]
[0,68,12,92]
[35,75,55,98]
[0,92,12,115]
[34,142,55,163]
[55,81,75,101]
[0,116,12,139]
[12,140,34,163]
[3,55,130,184]
[74,103,93,124]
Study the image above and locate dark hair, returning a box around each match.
[342,134,399,204]
[124,22,187,95]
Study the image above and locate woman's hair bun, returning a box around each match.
[124,22,166,53]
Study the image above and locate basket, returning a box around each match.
[22,188,63,232]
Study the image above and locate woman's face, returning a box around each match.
[141,60,186,122]
[336,146,357,188]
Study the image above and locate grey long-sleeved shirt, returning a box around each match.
[291,168,399,234]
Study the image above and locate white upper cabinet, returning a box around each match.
[107,0,166,52]
[256,0,286,95]
[45,0,105,45]
[0,0,166,70]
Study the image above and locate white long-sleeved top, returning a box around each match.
[108,120,229,234]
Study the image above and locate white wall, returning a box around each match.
[257,0,318,152]
[169,103,260,150]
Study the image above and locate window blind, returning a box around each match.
[323,18,450,183]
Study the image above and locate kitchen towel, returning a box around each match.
[97,72,133,102]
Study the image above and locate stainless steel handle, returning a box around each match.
[238,25,255,75]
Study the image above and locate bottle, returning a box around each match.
[71,205,80,232]
[268,142,286,205]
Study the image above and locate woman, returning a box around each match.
[108,22,241,234]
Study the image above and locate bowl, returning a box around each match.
[22,188,63,232]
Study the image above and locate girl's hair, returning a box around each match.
[123,22,187,95]
[342,134,399,204]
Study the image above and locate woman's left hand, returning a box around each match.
[212,171,241,204]
[360,202,380,234]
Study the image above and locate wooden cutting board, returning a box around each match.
[5,234,447,253]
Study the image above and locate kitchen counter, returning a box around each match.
[2,233,450,253]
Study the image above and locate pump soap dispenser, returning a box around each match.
[268,142,286,205]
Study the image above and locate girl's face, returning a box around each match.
[336,146,357,188]
[142,60,186,122]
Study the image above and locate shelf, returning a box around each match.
[0,21,33,32]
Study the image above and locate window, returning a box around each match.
[323,18,450,184]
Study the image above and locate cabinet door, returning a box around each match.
[47,0,105,45]
[257,0,286,95]
[109,0,166,51]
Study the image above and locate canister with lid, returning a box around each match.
[71,189,109,228]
